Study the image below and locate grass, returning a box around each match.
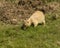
[0,18,60,48]
[0,0,60,48]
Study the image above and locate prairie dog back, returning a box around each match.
[30,11,45,23]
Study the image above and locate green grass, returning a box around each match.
[0,0,60,48]
[0,18,60,48]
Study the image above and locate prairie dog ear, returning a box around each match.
[25,18,27,20]
[24,18,27,22]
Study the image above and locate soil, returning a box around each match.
[0,0,60,24]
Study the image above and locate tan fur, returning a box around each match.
[24,11,45,27]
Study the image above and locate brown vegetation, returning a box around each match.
[0,0,60,24]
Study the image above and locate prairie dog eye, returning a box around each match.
[27,21,29,23]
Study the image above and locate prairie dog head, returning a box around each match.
[21,19,31,30]
[23,19,31,27]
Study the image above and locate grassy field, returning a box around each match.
[0,17,60,48]
[0,0,60,48]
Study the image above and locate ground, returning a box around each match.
[0,0,60,48]
[0,18,60,48]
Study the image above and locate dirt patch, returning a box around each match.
[0,0,60,24]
